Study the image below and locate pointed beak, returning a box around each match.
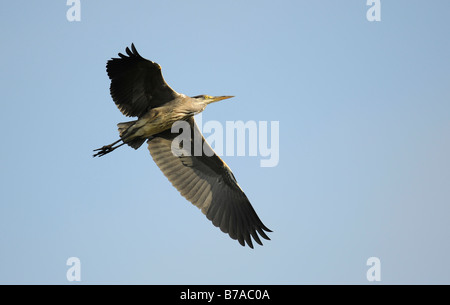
[209,95,234,103]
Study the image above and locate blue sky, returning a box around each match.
[0,1,449,284]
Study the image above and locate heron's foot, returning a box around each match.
[93,144,115,157]
[93,139,124,157]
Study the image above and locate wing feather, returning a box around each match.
[147,117,271,248]
[106,44,179,117]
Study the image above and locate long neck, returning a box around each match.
[186,97,207,116]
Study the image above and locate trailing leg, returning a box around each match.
[93,139,125,157]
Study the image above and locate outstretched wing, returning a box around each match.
[106,44,179,118]
[147,117,272,248]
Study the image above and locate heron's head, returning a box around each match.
[192,95,234,105]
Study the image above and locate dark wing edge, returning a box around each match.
[106,43,179,118]
[147,117,272,248]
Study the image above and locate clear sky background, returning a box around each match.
[0,1,449,284]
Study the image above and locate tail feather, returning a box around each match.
[117,121,134,138]
[117,121,146,150]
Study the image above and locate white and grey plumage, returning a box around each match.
[94,44,271,248]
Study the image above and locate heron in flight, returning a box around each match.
[94,44,271,248]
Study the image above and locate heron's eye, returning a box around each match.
[205,95,212,99]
